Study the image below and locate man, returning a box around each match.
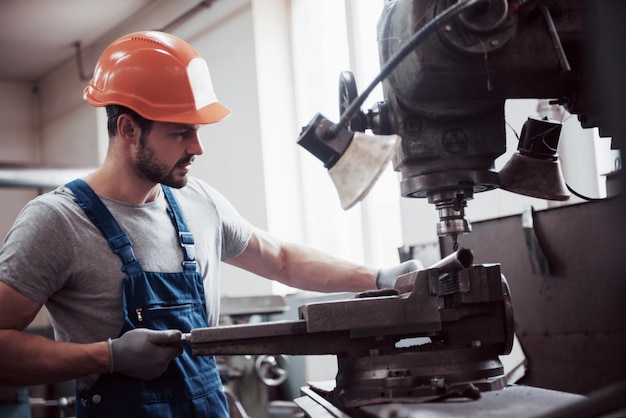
[0,31,420,417]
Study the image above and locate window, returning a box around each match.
[289,0,403,271]
[263,0,402,295]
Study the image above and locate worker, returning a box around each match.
[0,31,421,418]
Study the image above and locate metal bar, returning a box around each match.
[539,4,572,73]
[190,320,371,356]
[430,248,474,274]
[0,165,95,188]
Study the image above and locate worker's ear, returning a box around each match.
[117,114,141,145]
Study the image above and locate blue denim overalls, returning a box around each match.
[66,179,228,418]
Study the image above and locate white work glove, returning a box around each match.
[108,328,183,380]
[375,259,424,289]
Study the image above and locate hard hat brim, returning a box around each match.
[84,85,232,125]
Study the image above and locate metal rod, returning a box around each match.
[0,165,95,189]
[539,4,572,73]
[72,41,92,82]
[429,248,474,274]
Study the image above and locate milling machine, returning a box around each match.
[185,0,625,416]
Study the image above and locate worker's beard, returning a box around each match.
[134,134,190,189]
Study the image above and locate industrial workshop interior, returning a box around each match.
[0,0,625,417]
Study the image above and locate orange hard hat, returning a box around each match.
[84,31,231,124]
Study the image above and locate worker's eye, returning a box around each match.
[172,130,192,138]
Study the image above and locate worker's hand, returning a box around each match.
[108,328,183,380]
[376,259,424,289]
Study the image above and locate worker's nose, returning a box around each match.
[188,132,204,156]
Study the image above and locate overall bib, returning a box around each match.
[66,179,228,418]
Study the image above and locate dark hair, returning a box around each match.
[105,105,154,137]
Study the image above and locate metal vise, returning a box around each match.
[188,249,514,408]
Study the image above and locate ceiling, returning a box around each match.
[0,0,235,84]
[0,0,156,82]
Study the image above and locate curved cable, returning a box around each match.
[566,184,615,202]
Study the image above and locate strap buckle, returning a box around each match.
[179,232,196,262]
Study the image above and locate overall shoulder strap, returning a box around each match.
[161,185,197,272]
[65,179,142,275]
